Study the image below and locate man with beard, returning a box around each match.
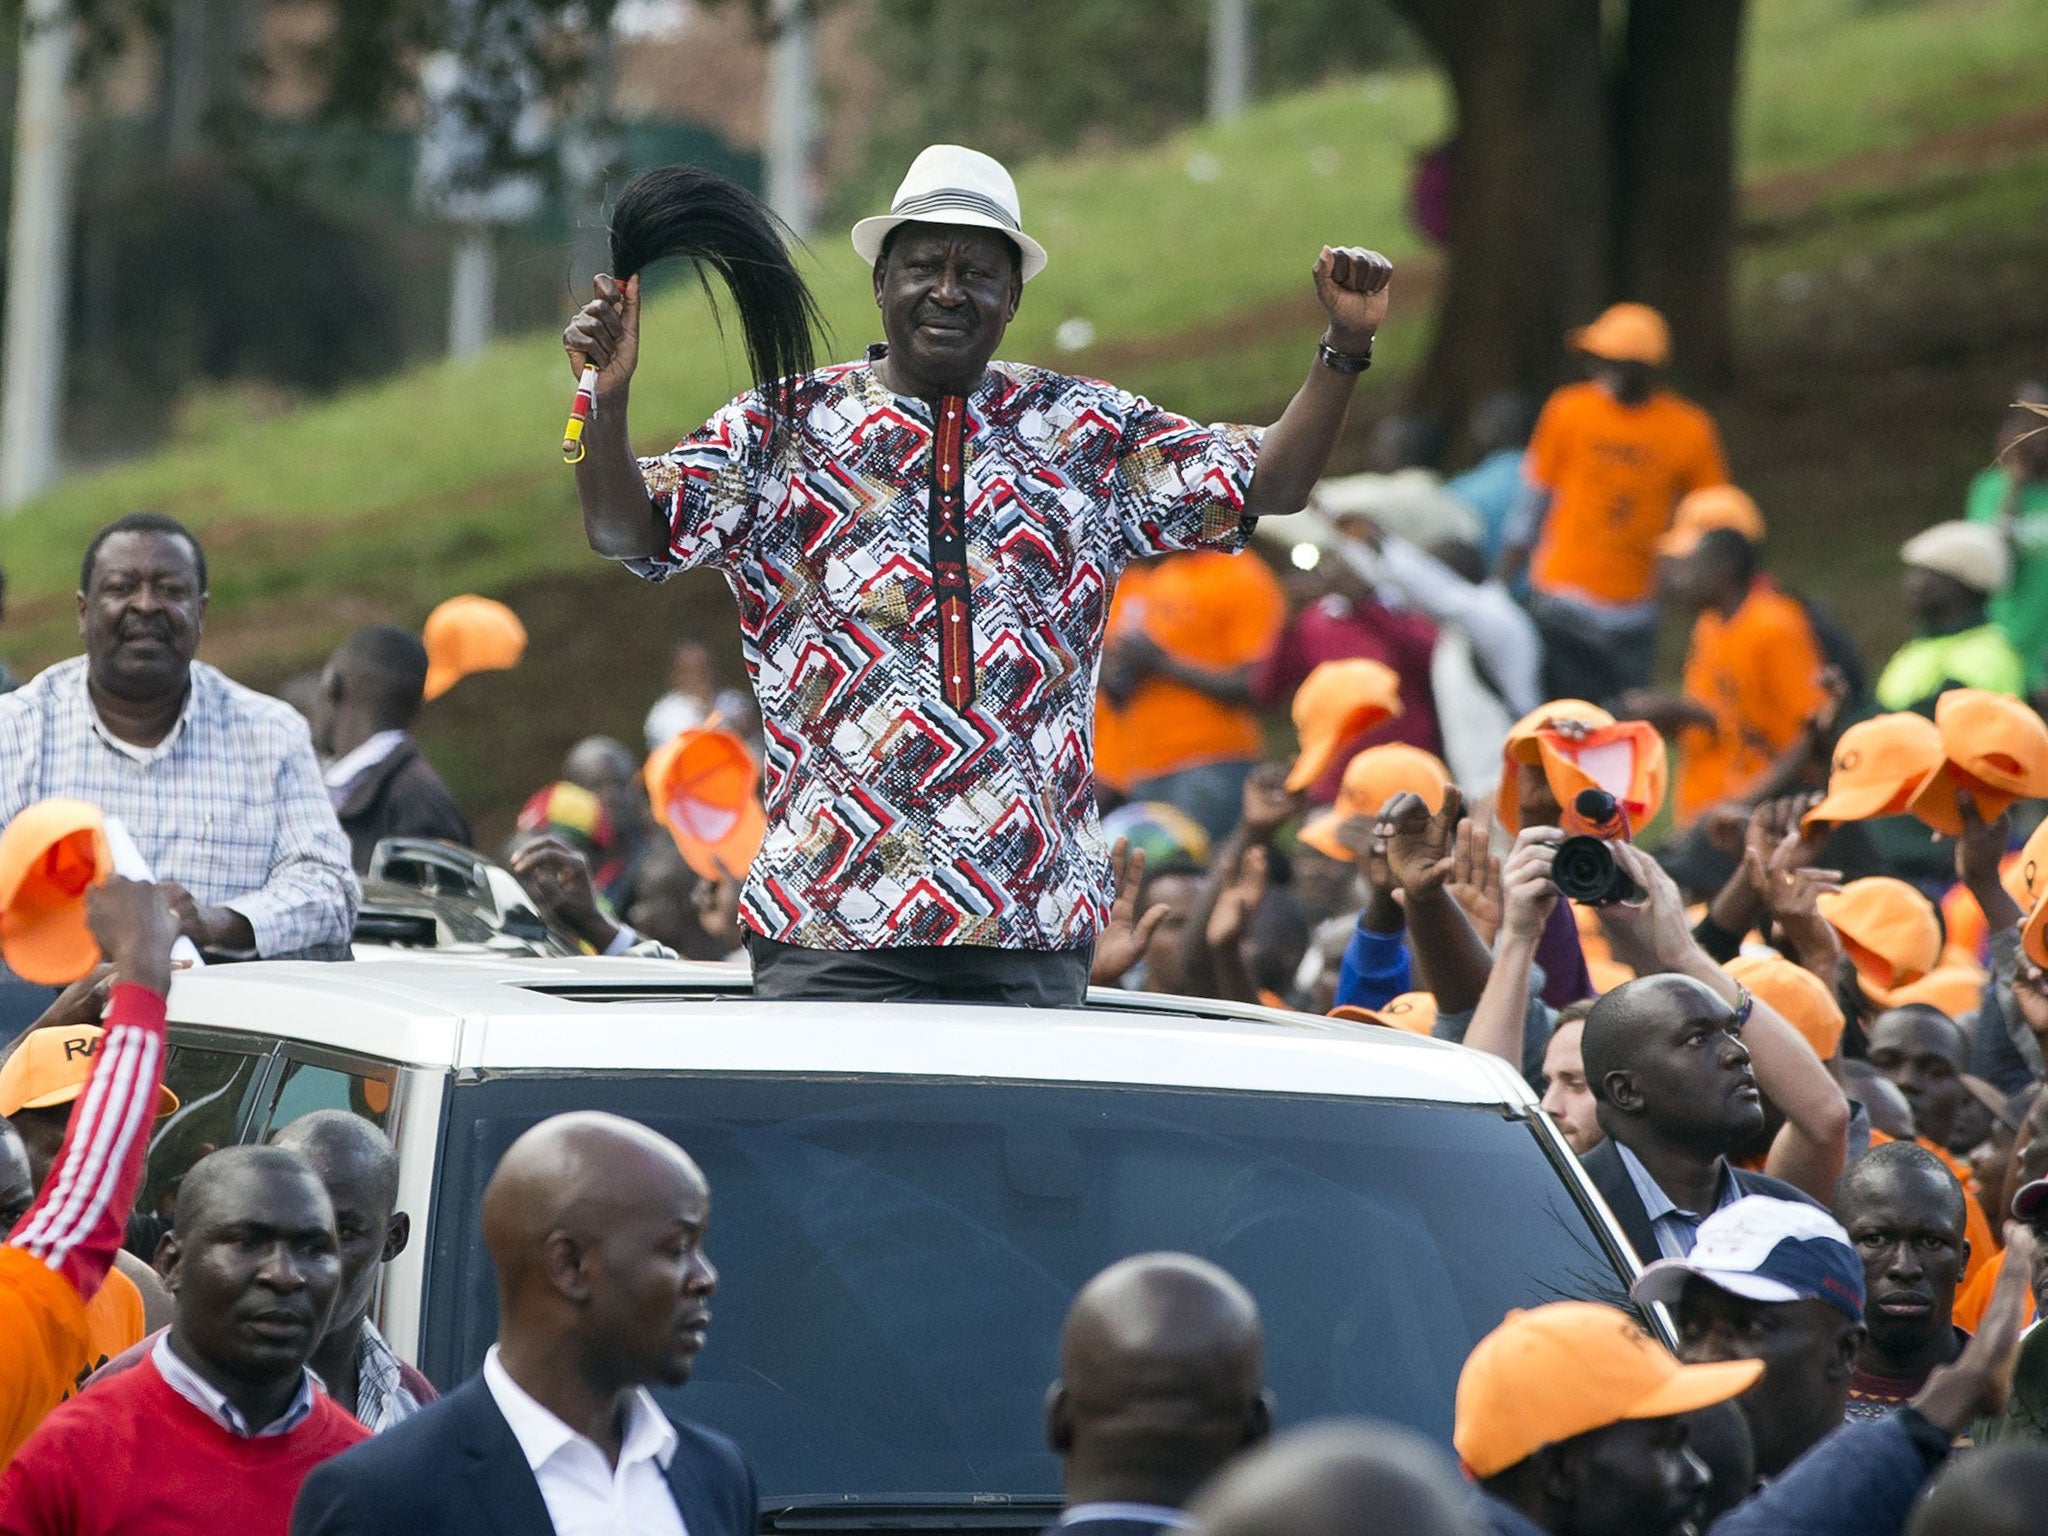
[1834,1143,1972,1421]
[0,1146,364,1534]
[1579,974,1824,1265]
[0,513,357,958]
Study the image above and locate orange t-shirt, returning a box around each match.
[1095,551,1286,789]
[70,1268,144,1397]
[0,1247,92,1467]
[1674,579,1827,823]
[1952,1243,2035,1334]
[1527,382,1729,607]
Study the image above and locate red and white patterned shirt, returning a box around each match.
[630,352,1262,951]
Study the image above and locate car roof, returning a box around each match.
[164,956,1538,1107]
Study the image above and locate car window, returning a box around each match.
[427,1075,1632,1502]
[139,1041,271,1233]
[263,1058,395,1138]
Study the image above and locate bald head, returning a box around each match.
[564,736,649,836]
[1906,1442,2048,1536]
[482,1112,717,1393]
[1581,975,1726,1090]
[1185,1421,1483,1536]
[174,1144,330,1236]
[1050,1254,1269,1509]
[1582,974,1764,1155]
[273,1109,398,1212]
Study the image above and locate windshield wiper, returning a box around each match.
[763,1493,1063,1530]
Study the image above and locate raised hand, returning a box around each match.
[1207,845,1270,953]
[1240,762,1303,843]
[563,272,642,397]
[1380,786,1466,900]
[85,878,178,997]
[1313,246,1392,351]
[1445,817,1504,948]
[1499,828,1564,943]
[1092,838,1169,986]
[511,836,615,950]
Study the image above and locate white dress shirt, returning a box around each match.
[483,1345,687,1536]
[322,729,409,797]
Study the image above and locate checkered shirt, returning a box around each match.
[631,354,1261,951]
[0,656,359,957]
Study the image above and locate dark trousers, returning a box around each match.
[1531,594,1658,710]
[745,933,1093,1006]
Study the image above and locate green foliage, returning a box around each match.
[843,0,1420,213]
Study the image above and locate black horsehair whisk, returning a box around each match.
[563,165,823,462]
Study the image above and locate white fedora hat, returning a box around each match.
[851,144,1048,282]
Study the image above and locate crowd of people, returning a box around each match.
[1,136,2048,1533]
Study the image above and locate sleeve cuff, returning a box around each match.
[107,982,169,1028]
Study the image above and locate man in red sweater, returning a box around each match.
[0,878,175,1465]
[0,1144,367,1534]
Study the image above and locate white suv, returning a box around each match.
[144,955,1640,1533]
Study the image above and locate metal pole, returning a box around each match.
[448,225,495,358]
[1207,0,1251,122]
[1,0,77,511]
[764,0,814,237]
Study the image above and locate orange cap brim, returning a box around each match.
[670,797,767,883]
[1801,779,1918,832]
[1908,764,2017,837]
[1296,812,1355,863]
[423,663,460,702]
[1287,704,1398,794]
[0,902,100,987]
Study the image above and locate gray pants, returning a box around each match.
[745,933,1093,1007]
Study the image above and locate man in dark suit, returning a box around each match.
[1042,1253,1271,1536]
[1580,973,1826,1268]
[291,1112,755,1536]
[310,626,472,873]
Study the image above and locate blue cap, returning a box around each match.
[1631,1196,1865,1324]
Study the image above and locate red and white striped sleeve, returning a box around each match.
[6,984,168,1300]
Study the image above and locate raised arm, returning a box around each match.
[564,273,668,561]
[1607,842,1851,1201]
[1462,830,1563,1073]
[1241,248,1391,520]
[9,880,177,1301]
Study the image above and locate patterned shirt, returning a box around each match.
[631,353,1261,950]
[0,657,359,957]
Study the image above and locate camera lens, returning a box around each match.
[1552,836,1622,904]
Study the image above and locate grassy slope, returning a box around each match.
[3,0,2046,679]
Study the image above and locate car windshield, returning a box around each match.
[424,1074,1634,1502]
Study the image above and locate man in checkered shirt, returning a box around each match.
[0,513,358,961]
[564,145,1393,1004]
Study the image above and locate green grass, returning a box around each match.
[3,0,2046,669]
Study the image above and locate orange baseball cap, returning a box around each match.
[1906,690,2048,837]
[0,799,112,986]
[1531,721,1668,831]
[422,595,528,701]
[1727,953,1846,1060]
[1453,1302,1759,1479]
[2023,886,2048,970]
[1498,700,1614,834]
[1568,303,1672,368]
[2004,818,2048,910]
[1297,744,1450,861]
[1655,485,1766,559]
[646,726,767,882]
[1801,713,1945,832]
[0,1023,179,1119]
[1286,659,1403,794]
[1870,962,1987,1020]
[1816,877,1943,991]
[1330,991,1437,1035]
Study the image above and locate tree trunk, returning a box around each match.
[1612,0,1747,388]
[1395,0,1610,437]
